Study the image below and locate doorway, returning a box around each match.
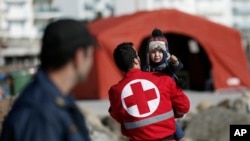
[138,33,213,91]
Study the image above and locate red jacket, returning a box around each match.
[108,69,190,141]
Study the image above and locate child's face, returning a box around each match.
[149,48,163,63]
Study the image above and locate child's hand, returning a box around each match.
[170,55,178,64]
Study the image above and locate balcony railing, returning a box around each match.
[5,0,26,4]
[234,22,250,29]
[34,7,62,19]
[233,7,250,15]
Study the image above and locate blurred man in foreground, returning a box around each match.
[0,19,95,141]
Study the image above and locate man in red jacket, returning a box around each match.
[108,42,190,141]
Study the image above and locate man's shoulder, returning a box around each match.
[109,83,120,94]
[9,80,60,121]
[4,95,60,132]
[3,103,47,131]
[1,99,61,140]
[143,71,170,78]
[10,95,58,119]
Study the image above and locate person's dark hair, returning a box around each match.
[113,42,137,72]
[39,19,95,71]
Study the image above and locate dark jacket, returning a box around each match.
[143,59,183,77]
[143,58,185,89]
[0,69,91,141]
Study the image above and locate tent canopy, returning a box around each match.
[72,9,250,99]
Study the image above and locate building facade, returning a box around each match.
[0,0,113,61]
[0,0,250,67]
[0,0,62,69]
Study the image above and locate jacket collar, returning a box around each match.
[125,68,141,76]
[35,68,76,108]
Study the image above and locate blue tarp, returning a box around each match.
[0,74,6,81]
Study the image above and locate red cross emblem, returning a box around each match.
[121,79,160,117]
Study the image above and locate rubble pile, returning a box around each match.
[1,91,250,141]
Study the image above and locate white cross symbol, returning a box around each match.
[121,79,160,117]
